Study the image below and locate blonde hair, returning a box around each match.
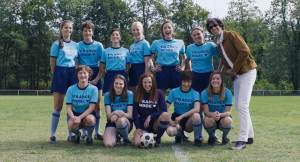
[131,21,144,39]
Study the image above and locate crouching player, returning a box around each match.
[166,72,203,146]
[132,73,170,147]
[103,75,133,147]
[66,65,98,145]
[201,72,233,145]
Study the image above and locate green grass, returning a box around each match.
[0,96,299,162]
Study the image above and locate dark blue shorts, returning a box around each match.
[90,67,102,90]
[103,70,128,94]
[105,119,133,133]
[137,116,160,133]
[171,113,190,131]
[128,63,145,87]
[51,66,76,94]
[67,110,96,127]
[156,66,181,90]
[192,71,212,94]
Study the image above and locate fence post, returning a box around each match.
[18,90,20,96]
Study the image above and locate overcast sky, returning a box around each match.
[193,0,272,18]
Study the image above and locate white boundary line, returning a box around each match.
[171,145,190,162]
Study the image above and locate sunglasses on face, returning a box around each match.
[209,24,218,30]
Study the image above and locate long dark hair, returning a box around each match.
[207,72,225,101]
[58,20,73,48]
[109,74,128,102]
[135,72,158,103]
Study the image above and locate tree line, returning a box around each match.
[0,0,299,91]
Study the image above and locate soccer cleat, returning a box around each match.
[94,133,103,141]
[86,137,93,145]
[81,134,87,140]
[49,136,56,143]
[208,136,217,145]
[222,137,230,145]
[194,139,202,146]
[246,138,254,144]
[231,141,246,150]
[175,136,182,144]
[154,136,161,147]
[67,135,76,142]
[182,133,189,142]
[123,138,131,145]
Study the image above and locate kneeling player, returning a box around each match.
[166,72,203,146]
[201,72,233,145]
[66,65,98,145]
[103,75,133,147]
[132,73,171,147]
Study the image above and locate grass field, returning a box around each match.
[0,96,299,162]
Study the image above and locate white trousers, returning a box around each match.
[234,69,256,141]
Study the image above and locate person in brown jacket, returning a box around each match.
[206,18,257,150]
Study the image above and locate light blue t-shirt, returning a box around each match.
[186,42,218,73]
[129,39,151,64]
[101,47,129,71]
[201,88,233,113]
[167,87,200,114]
[78,41,104,67]
[150,39,185,66]
[66,84,98,113]
[50,40,78,67]
[104,90,134,112]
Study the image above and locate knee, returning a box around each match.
[116,117,127,127]
[84,115,96,126]
[104,141,116,148]
[221,117,232,128]
[166,126,178,136]
[192,113,201,123]
[160,112,170,121]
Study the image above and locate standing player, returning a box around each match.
[78,21,104,140]
[103,75,133,147]
[132,73,171,147]
[100,28,130,94]
[206,18,257,150]
[185,27,218,94]
[66,65,98,145]
[166,72,202,146]
[128,21,151,90]
[150,19,186,91]
[201,72,233,145]
[49,20,78,143]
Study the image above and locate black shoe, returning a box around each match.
[208,136,216,145]
[94,133,103,141]
[81,134,87,140]
[116,134,121,143]
[74,132,81,144]
[222,137,230,145]
[175,136,182,144]
[86,137,93,145]
[194,139,202,146]
[231,141,246,150]
[49,136,56,143]
[246,138,254,144]
[123,138,131,145]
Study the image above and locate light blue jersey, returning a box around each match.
[201,88,233,113]
[167,87,200,114]
[150,39,185,66]
[50,40,78,67]
[66,84,98,113]
[101,47,129,71]
[104,91,133,112]
[78,41,104,67]
[186,42,218,73]
[129,39,151,64]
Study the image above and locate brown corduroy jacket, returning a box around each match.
[218,30,257,75]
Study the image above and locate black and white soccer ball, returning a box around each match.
[140,132,155,148]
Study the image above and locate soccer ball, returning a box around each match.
[140,132,155,148]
